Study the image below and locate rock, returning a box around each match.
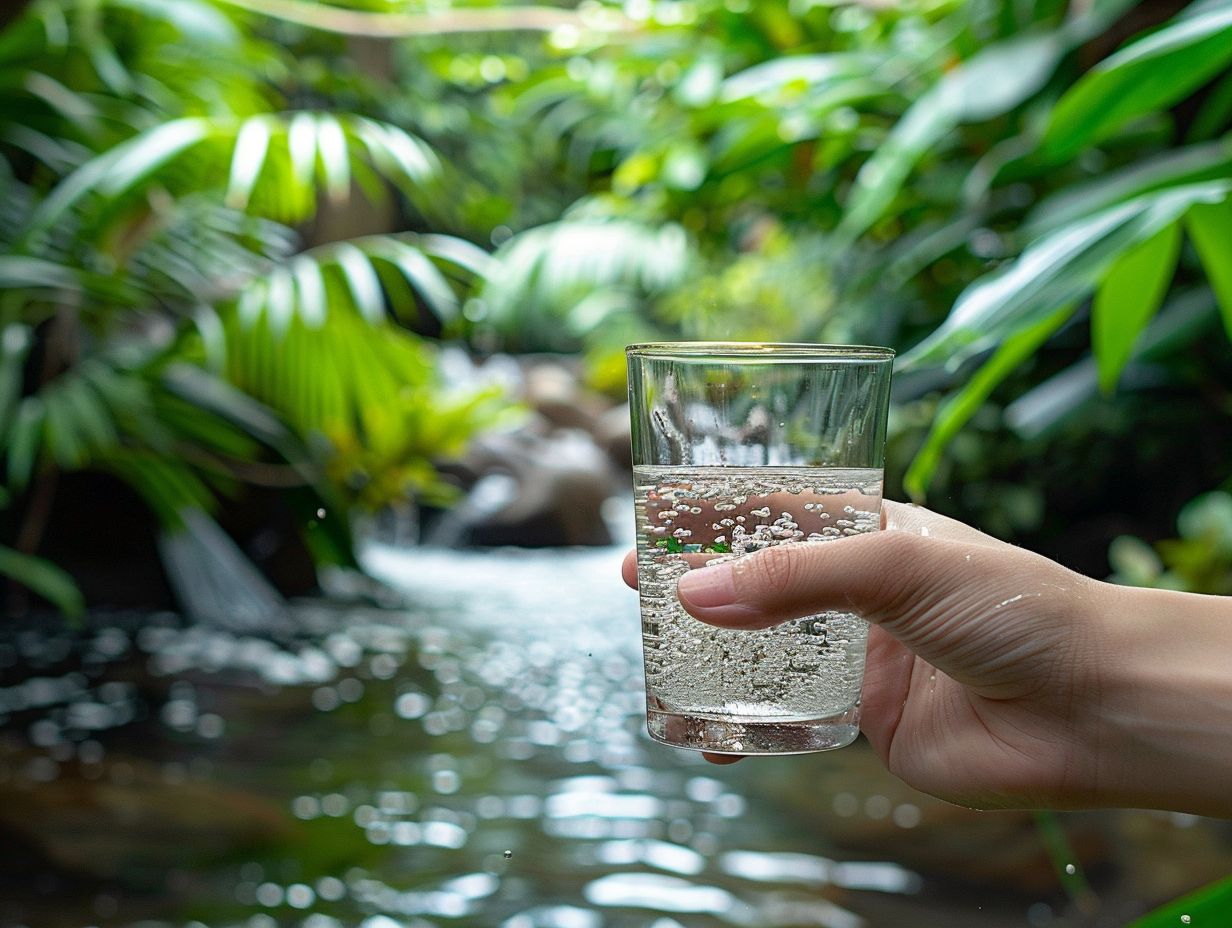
[0,743,292,883]
[423,351,633,548]
[437,426,616,547]
[594,403,633,471]
[523,361,609,433]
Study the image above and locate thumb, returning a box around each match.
[675,526,1090,697]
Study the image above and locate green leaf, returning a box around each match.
[1108,535,1163,586]
[1186,69,1232,142]
[1185,199,1232,339]
[106,0,242,46]
[43,386,88,467]
[719,52,884,102]
[0,322,32,436]
[20,72,100,133]
[193,305,228,372]
[903,306,1071,503]
[417,233,494,279]
[674,54,723,108]
[1025,137,1232,237]
[1126,875,1232,928]
[225,115,273,209]
[265,266,294,336]
[6,398,44,489]
[838,29,1070,242]
[1038,6,1232,161]
[0,255,81,290]
[0,545,84,619]
[59,375,119,452]
[365,238,458,323]
[333,242,385,324]
[480,219,690,350]
[161,363,298,454]
[99,118,216,196]
[290,255,327,328]
[287,110,317,190]
[236,279,266,329]
[903,181,1232,371]
[0,325,33,443]
[315,113,350,203]
[23,118,213,242]
[1006,288,1217,439]
[351,117,439,189]
[1091,221,1181,394]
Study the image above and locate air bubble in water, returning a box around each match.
[503,849,513,859]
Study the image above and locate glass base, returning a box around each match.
[646,704,860,755]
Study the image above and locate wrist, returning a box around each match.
[1089,582,1232,816]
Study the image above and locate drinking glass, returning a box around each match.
[627,342,894,754]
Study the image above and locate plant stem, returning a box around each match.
[1033,810,1100,916]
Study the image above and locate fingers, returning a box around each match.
[675,524,1086,697]
[675,526,1019,633]
[627,504,999,594]
[622,550,638,590]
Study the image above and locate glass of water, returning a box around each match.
[626,343,894,754]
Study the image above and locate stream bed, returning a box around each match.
[1,541,1229,928]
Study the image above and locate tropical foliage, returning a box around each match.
[442,0,1232,560]
[0,0,512,611]
[2,0,1231,606]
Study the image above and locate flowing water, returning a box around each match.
[1,536,1229,928]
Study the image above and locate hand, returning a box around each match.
[623,502,1232,815]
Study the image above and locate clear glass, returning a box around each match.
[627,342,894,754]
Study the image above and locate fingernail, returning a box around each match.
[677,566,738,608]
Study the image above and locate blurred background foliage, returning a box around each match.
[1,0,1231,614]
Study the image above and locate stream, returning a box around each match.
[1,539,1229,927]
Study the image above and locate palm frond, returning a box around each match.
[227,232,484,334]
[477,218,692,351]
[0,544,84,618]
[16,111,443,250]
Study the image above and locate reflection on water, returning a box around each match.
[1,543,1230,928]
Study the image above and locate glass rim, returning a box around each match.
[625,341,895,362]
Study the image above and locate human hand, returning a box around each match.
[623,502,1232,815]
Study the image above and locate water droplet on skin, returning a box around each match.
[503,849,513,859]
